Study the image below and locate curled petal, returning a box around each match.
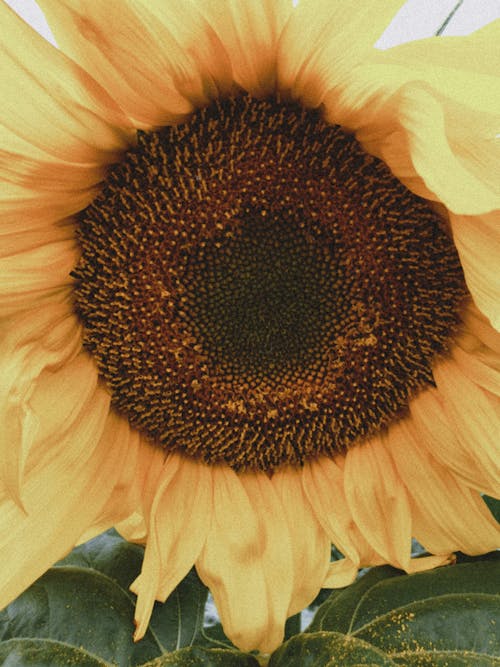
[386,419,500,555]
[273,468,330,616]
[277,0,404,106]
[0,368,117,609]
[344,435,416,572]
[131,455,212,641]
[196,468,293,653]
[449,211,500,331]
[0,304,81,505]
[323,21,500,214]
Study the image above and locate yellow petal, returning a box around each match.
[343,435,415,572]
[323,21,500,214]
[452,344,500,398]
[113,437,167,547]
[0,286,72,322]
[0,239,78,315]
[0,222,74,259]
[303,456,398,587]
[277,0,405,107]
[196,0,293,97]
[38,0,233,127]
[433,357,500,491]
[0,149,106,231]
[323,558,361,589]
[0,2,130,162]
[410,386,498,498]
[131,455,212,642]
[386,419,500,555]
[450,211,500,331]
[0,303,81,505]
[196,468,293,653]
[273,468,330,616]
[77,420,154,545]
[461,300,500,354]
[0,377,117,609]
[302,457,363,574]
[0,223,77,316]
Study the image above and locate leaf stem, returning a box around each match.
[435,0,464,35]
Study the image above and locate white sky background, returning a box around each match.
[4,0,500,47]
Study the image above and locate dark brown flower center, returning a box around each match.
[73,94,466,471]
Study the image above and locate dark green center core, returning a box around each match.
[73,95,467,471]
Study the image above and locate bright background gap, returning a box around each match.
[4,0,500,49]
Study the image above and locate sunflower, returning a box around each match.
[1,0,499,655]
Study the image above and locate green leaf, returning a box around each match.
[141,646,260,666]
[355,593,500,656]
[198,623,236,650]
[483,495,500,523]
[284,613,302,640]
[56,528,145,592]
[348,560,500,632]
[308,565,402,633]
[0,566,160,666]
[148,569,209,653]
[305,560,500,665]
[56,530,210,654]
[392,650,500,666]
[0,638,111,666]
[268,631,397,666]
[310,560,500,635]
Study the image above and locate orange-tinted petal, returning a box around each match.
[461,300,500,354]
[0,2,130,162]
[38,0,234,127]
[197,0,293,97]
[0,150,106,232]
[0,238,78,316]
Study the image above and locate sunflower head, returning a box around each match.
[72,93,467,471]
[1,0,499,657]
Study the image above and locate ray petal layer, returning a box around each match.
[321,21,500,214]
